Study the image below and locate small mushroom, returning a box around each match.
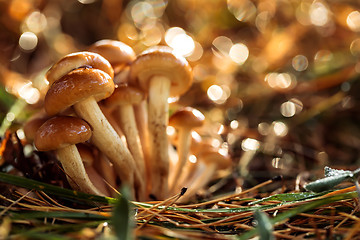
[172,131,213,193]
[45,53,145,200]
[180,150,231,202]
[88,39,136,84]
[104,84,146,182]
[23,110,49,143]
[34,116,104,195]
[168,107,205,192]
[130,46,193,199]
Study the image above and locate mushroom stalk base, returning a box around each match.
[74,96,145,200]
[148,76,171,199]
[57,145,104,196]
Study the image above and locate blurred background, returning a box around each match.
[1,0,360,187]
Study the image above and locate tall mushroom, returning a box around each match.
[104,84,146,181]
[34,116,105,196]
[130,46,193,199]
[89,40,150,177]
[45,52,145,200]
[168,107,205,192]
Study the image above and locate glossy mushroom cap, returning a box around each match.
[46,52,114,86]
[88,40,136,69]
[198,150,232,170]
[34,116,92,151]
[45,68,115,116]
[169,107,205,130]
[129,46,193,97]
[104,84,144,107]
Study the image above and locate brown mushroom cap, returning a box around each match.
[104,84,144,107]
[44,68,115,116]
[88,40,136,69]
[198,150,232,170]
[34,116,92,151]
[46,52,114,86]
[169,107,205,130]
[129,46,193,97]
[23,111,50,142]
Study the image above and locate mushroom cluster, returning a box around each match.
[25,40,232,202]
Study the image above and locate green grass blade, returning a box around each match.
[0,87,16,110]
[249,192,322,205]
[238,191,359,239]
[12,232,72,240]
[9,210,110,221]
[0,99,26,136]
[0,172,116,204]
[112,186,134,240]
[254,210,274,240]
[133,201,279,213]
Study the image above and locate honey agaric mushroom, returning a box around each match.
[130,46,193,199]
[23,110,49,143]
[45,51,114,86]
[34,116,104,196]
[45,55,145,200]
[181,150,232,202]
[88,40,149,163]
[104,84,146,182]
[168,107,205,192]
[88,40,136,80]
[172,132,217,194]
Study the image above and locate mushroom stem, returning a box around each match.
[169,128,191,191]
[100,104,124,138]
[97,154,118,196]
[180,162,217,202]
[73,96,145,200]
[57,145,104,196]
[116,104,146,178]
[175,159,197,193]
[148,75,171,199]
[134,101,151,194]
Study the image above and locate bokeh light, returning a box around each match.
[265,72,296,90]
[229,43,249,65]
[24,11,47,33]
[280,98,304,117]
[227,0,257,22]
[347,11,360,32]
[19,32,38,51]
[309,2,330,27]
[292,55,309,71]
[273,121,288,137]
[241,138,260,151]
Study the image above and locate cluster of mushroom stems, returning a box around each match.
[24,40,231,202]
